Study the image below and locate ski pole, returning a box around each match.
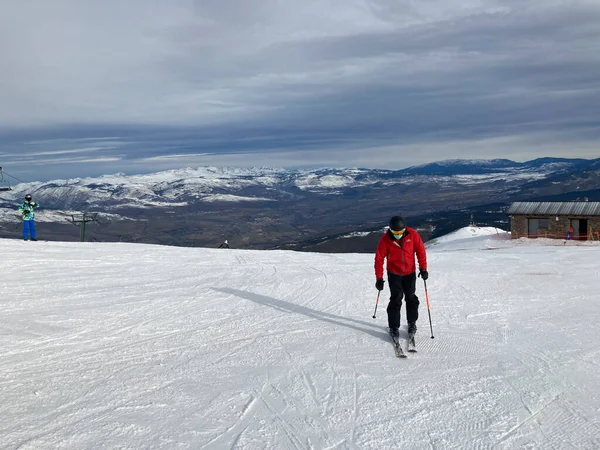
[423,280,434,339]
[372,291,381,319]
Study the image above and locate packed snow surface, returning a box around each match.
[427,225,507,246]
[1,229,599,449]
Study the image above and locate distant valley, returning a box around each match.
[1,157,599,251]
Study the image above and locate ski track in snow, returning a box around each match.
[1,235,600,449]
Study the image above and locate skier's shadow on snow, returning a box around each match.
[217,287,392,343]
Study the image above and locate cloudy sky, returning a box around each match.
[1,0,599,181]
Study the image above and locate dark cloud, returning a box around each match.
[0,1,598,180]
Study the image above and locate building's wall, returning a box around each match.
[510,215,600,240]
[510,215,527,238]
[589,217,600,240]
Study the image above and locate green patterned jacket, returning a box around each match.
[18,201,40,221]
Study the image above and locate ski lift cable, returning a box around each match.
[0,167,12,191]
[1,169,26,184]
[0,168,43,195]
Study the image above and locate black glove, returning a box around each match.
[375,278,385,291]
[418,269,429,281]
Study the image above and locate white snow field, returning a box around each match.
[1,229,600,449]
[426,226,506,247]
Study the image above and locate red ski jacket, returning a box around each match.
[374,228,427,279]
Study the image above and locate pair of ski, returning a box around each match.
[390,330,416,358]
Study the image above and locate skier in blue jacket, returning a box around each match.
[18,194,40,241]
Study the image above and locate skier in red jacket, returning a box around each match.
[374,215,428,338]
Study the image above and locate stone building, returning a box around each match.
[508,202,600,240]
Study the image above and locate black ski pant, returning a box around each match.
[386,271,419,330]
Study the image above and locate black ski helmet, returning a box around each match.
[25,194,32,201]
[389,215,406,231]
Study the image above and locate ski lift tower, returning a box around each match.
[0,167,12,191]
[70,213,99,242]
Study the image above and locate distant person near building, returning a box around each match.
[566,225,574,240]
[218,240,230,249]
[18,194,40,241]
[374,215,428,339]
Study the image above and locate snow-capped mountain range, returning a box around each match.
[2,157,598,211]
[1,157,598,249]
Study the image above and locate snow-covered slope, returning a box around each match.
[426,225,509,248]
[1,234,599,449]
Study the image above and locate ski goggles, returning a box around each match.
[390,228,406,237]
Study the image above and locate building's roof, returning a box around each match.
[508,201,600,216]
